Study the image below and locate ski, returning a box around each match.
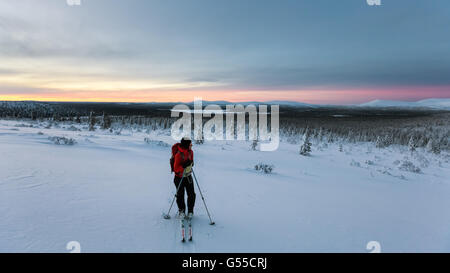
[187,216,193,241]
[181,217,186,243]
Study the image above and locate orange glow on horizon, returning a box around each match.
[1,86,449,104]
[0,90,358,104]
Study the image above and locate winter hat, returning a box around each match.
[180,137,192,149]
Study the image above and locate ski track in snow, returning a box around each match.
[0,119,449,252]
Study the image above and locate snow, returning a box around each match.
[0,119,449,252]
[416,98,450,108]
[359,98,450,109]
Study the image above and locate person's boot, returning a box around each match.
[177,210,186,219]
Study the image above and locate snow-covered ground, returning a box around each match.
[0,119,449,252]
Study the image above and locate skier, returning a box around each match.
[171,137,196,219]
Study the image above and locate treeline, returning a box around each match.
[279,113,450,151]
[1,101,449,151]
[0,101,172,119]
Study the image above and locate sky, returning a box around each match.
[0,0,449,104]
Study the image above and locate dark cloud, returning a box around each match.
[1,0,450,94]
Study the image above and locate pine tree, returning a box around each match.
[426,138,441,154]
[299,129,312,156]
[89,111,96,131]
[408,136,416,153]
[375,136,384,148]
[426,139,433,153]
[102,112,111,129]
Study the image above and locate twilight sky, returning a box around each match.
[0,0,449,104]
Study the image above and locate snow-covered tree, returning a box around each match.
[300,129,312,156]
[426,139,433,152]
[375,136,384,148]
[408,136,416,153]
[89,111,96,131]
[426,138,440,154]
[102,112,111,129]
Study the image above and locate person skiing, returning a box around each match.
[171,137,196,219]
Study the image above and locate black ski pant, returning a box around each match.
[174,175,196,214]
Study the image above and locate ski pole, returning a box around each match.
[163,169,186,219]
[192,170,215,225]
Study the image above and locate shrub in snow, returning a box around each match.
[398,160,421,173]
[338,144,343,152]
[250,140,258,151]
[48,136,77,145]
[144,138,169,147]
[365,160,374,166]
[254,163,274,174]
[350,159,361,167]
[37,131,44,135]
[15,123,33,128]
[378,169,392,176]
[66,125,81,131]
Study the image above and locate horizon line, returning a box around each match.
[1,97,448,106]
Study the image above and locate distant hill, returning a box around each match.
[359,98,450,110]
[186,100,316,107]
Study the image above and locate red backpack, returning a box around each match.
[170,143,183,173]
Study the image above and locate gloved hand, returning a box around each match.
[182,160,193,168]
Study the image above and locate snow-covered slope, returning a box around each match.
[415,98,450,108]
[359,98,450,109]
[0,119,449,252]
[263,100,316,107]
